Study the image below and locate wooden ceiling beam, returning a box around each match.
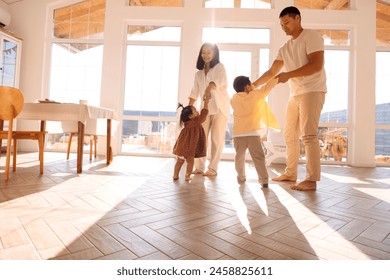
[324,0,348,10]
[53,0,390,47]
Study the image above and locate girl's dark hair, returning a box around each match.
[196,42,220,70]
[177,103,193,127]
[279,6,301,19]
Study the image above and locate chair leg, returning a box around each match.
[66,133,73,160]
[89,136,93,161]
[4,129,13,181]
[88,135,97,161]
[12,139,17,172]
[38,134,44,174]
[94,135,97,158]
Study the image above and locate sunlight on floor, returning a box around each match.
[272,185,372,259]
[247,184,269,216]
[355,187,390,203]
[321,172,370,184]
[225,185,252,234]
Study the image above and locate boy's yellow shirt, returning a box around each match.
[230,78,280,135]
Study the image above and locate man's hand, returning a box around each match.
[276,72,290,83]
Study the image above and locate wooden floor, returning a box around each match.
[0,152,389,260]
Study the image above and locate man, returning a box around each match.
[253,6,327,191]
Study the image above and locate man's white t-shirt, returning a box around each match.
[276,29,327,96]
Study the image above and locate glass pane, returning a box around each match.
[53,0,105,39]
[49,43,103,105]
[122,120,177,154]
[318,127,348,162]
[220,50,252,96]
[295,0,350,10]
[375,51,390,163]
[320,30,350,46]
[204,0,271,9]
[1,39,17,87]
[259,48,270,75]
[203,27,270,44]
[376,129,390,162]
[377,1,390,47]
[129,0,183,7]
[320,50,349,123]
[127,26,181,42]
[124,45,180,117]
[376,51,390,123]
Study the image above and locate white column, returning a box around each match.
[348,0,376,167]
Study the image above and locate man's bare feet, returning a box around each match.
[272,174,297,182]
[291,180,317,191]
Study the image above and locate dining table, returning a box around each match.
[16,102,117,174]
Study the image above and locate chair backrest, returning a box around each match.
[0,86,24,121]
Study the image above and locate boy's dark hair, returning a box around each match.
[177,103,193,127]
[196,42,220,70]
[233,76,251,92]
[279,6,301,19]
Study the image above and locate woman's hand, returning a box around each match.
[204,91,211,100]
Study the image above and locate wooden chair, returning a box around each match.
[66,132,97,161]
[0,86,46,180]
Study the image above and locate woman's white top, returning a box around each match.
[189,63,230,118]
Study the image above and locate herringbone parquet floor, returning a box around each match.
[0,152,389,260]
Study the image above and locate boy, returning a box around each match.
[230,76,279,187]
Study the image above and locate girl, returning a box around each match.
[173,93,210,181]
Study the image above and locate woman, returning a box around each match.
[188,42,230,176]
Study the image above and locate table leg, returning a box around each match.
[77,121,85,173]
[106,119,113,164]
[40,121,46,174]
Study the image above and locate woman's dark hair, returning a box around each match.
[279,6,301,19]
[196,42,220,70]
[177,103,194,127]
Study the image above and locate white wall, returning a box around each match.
[6,0,378,167]
[0,1,8,11]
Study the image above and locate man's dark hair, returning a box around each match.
[233,76,251,92]
[279,6,301,18]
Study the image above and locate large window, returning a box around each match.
[375,51,390,164]
[375,1,390,164]
[121,26,181,155]
[319,30,350,163]
[46,0,105,151]
[49,43,103,105]
[49,0,105,104]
